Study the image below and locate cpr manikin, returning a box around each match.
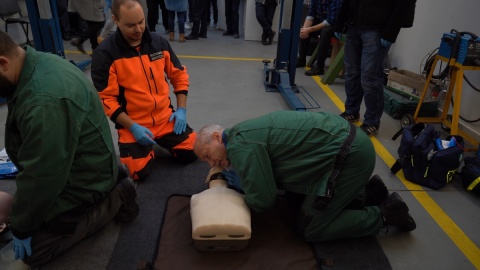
[190,166,251,251]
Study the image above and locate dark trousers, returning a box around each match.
[208,0,218,24]
[168,11,187,33]
[56,0,70,34]
[188,0,195,22]
[225,0,240,34]
[190,0,210,36]
[298,24,334,68]
[255,2,277,37]
[23,190,121,266]
[147,0,169,32]
[78,20,105,51]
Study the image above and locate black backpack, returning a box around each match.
[460,152,480,196]
[391,123,464,190]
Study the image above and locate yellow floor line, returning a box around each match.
[177,55,268,62]
[312,75,480,269]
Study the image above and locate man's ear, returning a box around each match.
[0,57,9,71]
[212,132,221,142]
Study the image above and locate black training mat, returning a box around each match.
[154,195,319,270]
[107,154,391,270]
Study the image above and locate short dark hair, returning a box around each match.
[0,30,19,58]
[112,0,141,20]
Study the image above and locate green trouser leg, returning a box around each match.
[299,130,383,242]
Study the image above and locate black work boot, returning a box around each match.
[365,174,389,206]
[117,163,130,181]
[379,192,416,232]
[115,177,139,223]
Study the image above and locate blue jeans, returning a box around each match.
[168,11,187,33]
[343,26,390,128]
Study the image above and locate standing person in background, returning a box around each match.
[296,0,342,76]
[333,0,416,136]
[56,0,72,41]
[185,0,210,40]
[165,0,188,42]
[185,0,195,30]
[98,0,116,43]
[69,0,106,54]
[92,0,198,181]
[255,0,278,45]
[208,0,218,28]
[146,0,169,33]
[223,0,240,39]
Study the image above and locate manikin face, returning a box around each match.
[0,72,15,98]
[114,1,146,46]
[194,132,230,169]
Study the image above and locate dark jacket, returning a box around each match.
[334,0,416,42]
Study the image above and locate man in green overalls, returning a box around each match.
[194,111,416,242]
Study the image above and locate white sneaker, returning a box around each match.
[185,22,191,29]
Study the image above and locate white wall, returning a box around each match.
[390,0,480,123]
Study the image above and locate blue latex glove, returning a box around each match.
[168,108,187,135]
[13,236,32,260]
[334,32,342,40]
[129,123,156,145]
[222,169,243,192]
[380,38,392,47]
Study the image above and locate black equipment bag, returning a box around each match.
[460,149,480,196]
[391,123,464,190]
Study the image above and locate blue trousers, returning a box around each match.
[343,26,390,128]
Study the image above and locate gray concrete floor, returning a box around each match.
[2,20,480,270]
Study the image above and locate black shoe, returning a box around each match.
[234,34,239,39]
[71,38,87,54]
[339,112,360,122]
[261,35,268,45]
[62,32,72,41]
[114,177,139,223]
[198,34,207,38]
[222,31,234,36]
[379,192,416,232]
[360,124,379,137]
[267,31,276,45]
[365,175,389,206]
[296,58,306,68]
[185,34,199,40]
[305,67,324,76]
[117,163,130,181]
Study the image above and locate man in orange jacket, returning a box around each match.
[91,0,197,181]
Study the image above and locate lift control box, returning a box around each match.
[439,31,480,66]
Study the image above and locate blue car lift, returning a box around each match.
[24,0,90,70]
[263,0,320,111]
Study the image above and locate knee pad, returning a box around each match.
[119,143,155,181]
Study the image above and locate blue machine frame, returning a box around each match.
[262,0,320,111]
[24,0,91,70]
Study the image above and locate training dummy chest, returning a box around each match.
[190,167,251,251]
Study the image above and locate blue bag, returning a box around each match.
[0,162,18,179]
[391,123,464,190]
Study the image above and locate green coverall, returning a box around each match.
[224,111,383,241]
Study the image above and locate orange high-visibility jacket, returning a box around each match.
[91,30,189,129]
